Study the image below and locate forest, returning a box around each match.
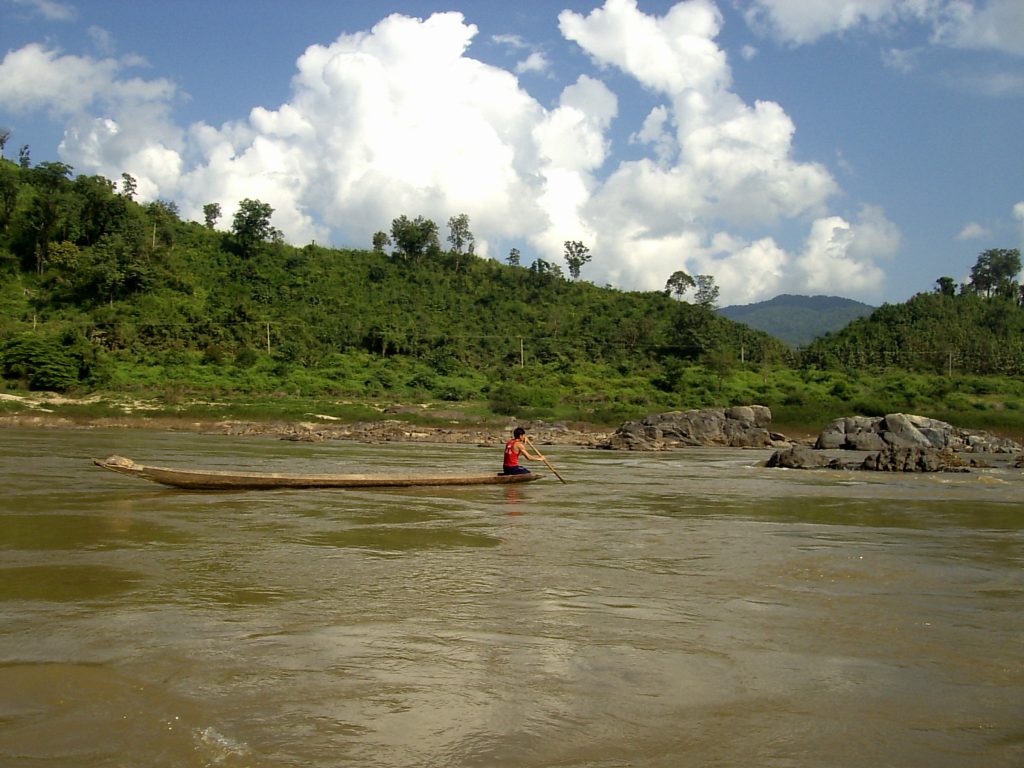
[2,153,1024,434]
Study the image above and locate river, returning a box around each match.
[0,426,1021,767]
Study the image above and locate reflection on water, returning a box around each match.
[0,428,1021,767]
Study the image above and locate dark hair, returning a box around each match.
[513,427,526,438]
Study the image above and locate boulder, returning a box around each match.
[861,446,969,472]
[603,421,665,451]
[882,413,938,448]
[601,406,778,450]
[816,415,878,449]
[765,445,839,469]
[846,430,886,451]
[815,413,1022,454]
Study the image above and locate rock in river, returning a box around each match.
[600,406,788,451]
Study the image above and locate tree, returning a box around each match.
[18,145,30,168]
[120,173,137,200]
[563,240,591,280]
[529,258,563,282]
[666,270,696,300]
[203,202,221,229]
[935,276,957,297]
[70,173,126,246]
[0,128,10,158]
[507,247,521,267]
[694,274,720,308]
[86,234,130,306]
[969,248,1021,300]
[390,215,440,261]
[147,200,179,250]
[27,161,74,274]
[446,213,474,255]
[370,231,390,254]
[0,162,18,233]
[231,198,275,258]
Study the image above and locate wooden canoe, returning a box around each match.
[92,455,543,490]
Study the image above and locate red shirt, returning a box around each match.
[503,438,520,468]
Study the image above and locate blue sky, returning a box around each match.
[2,0,1022,306]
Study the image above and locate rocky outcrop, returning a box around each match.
[861,446,970,472]
[767,412,1020,471]
[815,413,1020,453]
[765,445,841,469]
[600,406,788,451]
[769,444,972,472]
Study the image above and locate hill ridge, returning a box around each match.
[718,294,875,346]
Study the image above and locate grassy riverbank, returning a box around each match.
[4,381,1024,445]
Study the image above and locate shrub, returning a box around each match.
[0,334,80,391]
[850,400,889,417]
[487,381,557,415]
[829,380,854,400]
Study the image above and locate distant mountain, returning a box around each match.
[717,294,876,346]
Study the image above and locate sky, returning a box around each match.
[1,0,1022,307]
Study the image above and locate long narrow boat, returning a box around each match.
[93,455,543,490]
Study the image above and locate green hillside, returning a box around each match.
[0,158,790,424]
[804,289,1024,375]
[718,294,875,346]
[3,156,1024,434]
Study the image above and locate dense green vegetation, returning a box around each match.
[1,155,1023,434]
[803,289,1024,375]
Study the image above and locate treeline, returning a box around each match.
[0,156,784,415]
[805,253,1024,375]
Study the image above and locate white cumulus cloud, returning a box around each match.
[744,0,909,44]
[559,0,855,300]
[516,51,550,74]
[7,0,76,22]
[746,0,1024,57]
[791,206,898,295]
[957,222,991,240]
[932,0,1024,56]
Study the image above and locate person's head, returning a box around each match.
[513,427,526,440]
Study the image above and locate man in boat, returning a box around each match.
[503,427,545,475]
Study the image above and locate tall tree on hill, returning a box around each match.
[969,248,1021,300]
[390,215,440,261]
[447,213,474,271]
[71,173,126,247]
[372,231,391,254]
[694,274,720,308]
[666,270,696,300]
[203,203,221,229]
[231,198,275,259]
[0,162,19,233]
[935,276,957,297]
[27,161,73,274]
[564,240,591,280]
[120,173,137,200]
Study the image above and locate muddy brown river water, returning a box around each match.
[1,427,1022,767]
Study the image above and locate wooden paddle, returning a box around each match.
[525,436,567,483]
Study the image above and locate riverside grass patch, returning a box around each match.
[6,355,1024,439]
